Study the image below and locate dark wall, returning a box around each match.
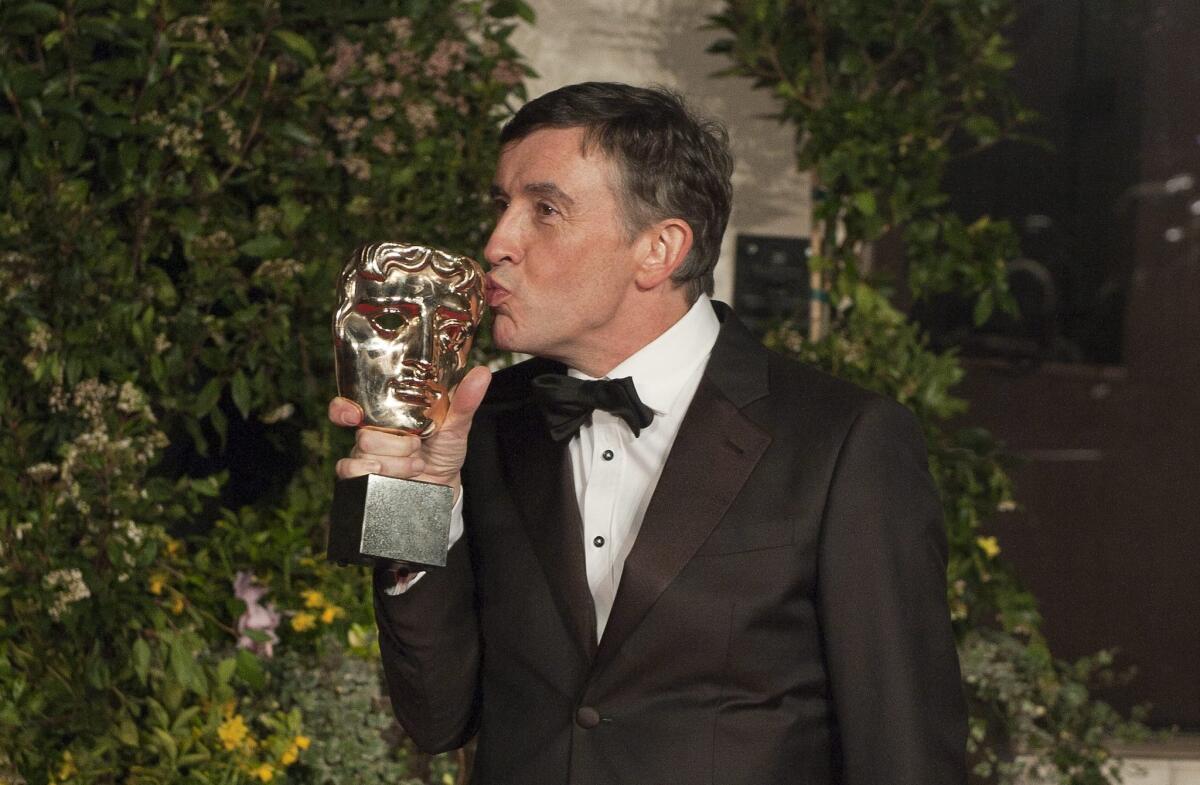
[954,0,1200,729]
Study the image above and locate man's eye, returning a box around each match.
[536,202,559,217]
[492,198,509,213]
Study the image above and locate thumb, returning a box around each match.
[440,365,492,437]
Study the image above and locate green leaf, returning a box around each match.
[194,377,221,416]
[9,3,60,27]
[235,648,265,690]
[118,140,140,177]
[852,191,876,217]
[170,706,200,734]
[280,198,308,233]
[152,727,178,762]
[169,634,194,688]
[216,657,237,686]
[278,122,318,147]
[973,290,994,327]
[117,718,139,746]
[132,638,150,684]
[230,370,251,419]
[85,656,111,690]
[273,30,318,64]
[238,234,288,258]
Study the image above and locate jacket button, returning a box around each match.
[575,706,601,729]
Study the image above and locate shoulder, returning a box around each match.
[745,346,922,448]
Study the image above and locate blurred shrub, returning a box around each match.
[0,1,530,782]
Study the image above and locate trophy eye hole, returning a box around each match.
[440,323,472,351]
[372,312,408,333]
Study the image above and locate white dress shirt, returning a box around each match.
[566,295,720,637]
[389,296,721,641]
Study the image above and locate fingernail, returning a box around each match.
[341,412,358,426]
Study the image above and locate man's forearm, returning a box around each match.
[373,537,481,753]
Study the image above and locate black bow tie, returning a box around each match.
[531,373,655,442]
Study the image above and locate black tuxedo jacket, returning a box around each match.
[374,303,967,784]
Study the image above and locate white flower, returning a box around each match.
[116,381,148,414]
[260,403,295,424]
[26,463,58,482]
[118,519,145,546]
[44,568,91,620]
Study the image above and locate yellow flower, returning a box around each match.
[57,751,77,780]
[294,735,311,750]
[251,763,275,783]
[300,589,325,608]
[291,612,316,632]
[148,573,166,595]
[320,605,344,624]
[976,535,1001,559]
[281,745,298,765]
[165,538,183,557]
[169,594,185,614]
[217,714,249,751]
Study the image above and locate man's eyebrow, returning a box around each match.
[524,181,575,207]
[488,182,575,208]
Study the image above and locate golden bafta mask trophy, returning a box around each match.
[328,242,484,568]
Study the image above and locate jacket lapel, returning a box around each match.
[593,307,772,672]
[497,398,598,663]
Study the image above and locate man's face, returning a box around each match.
[334,264,475,435]
[483,127,644,368]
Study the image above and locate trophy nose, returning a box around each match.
[401,357,436,380]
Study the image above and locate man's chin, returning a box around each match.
[491,317,521,353]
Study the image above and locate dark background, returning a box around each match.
[941,0,1200,730]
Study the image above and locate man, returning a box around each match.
[330,82,967,784]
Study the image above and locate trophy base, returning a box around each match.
[327,473,453,569]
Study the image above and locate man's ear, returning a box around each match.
[635,218,693,290]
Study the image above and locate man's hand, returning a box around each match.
[329,365,492,500]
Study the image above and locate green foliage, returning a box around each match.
[710,0,1032,310]
[713,2,1146,782]
[0,0,531,781]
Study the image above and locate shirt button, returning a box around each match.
[575,706,601,729]
[602,449,614,461]
[593,536,605,548]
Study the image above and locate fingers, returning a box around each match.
[336,455,427,480]
[340,428,426,480]
[329,396,363,427]
[440,366,492,437]
[354,427,421,458]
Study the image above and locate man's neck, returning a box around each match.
[562,291,694,378]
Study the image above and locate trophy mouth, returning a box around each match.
[386,379,437,408]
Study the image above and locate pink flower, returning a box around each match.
[425,39,467,80]
[233,571,281,657]
[490,60,524,88]
[326,37,363,85]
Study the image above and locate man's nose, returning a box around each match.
[483,208,522,267]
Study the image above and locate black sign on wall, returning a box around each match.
[733,234,810,337]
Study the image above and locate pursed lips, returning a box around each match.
[485,276,510,308]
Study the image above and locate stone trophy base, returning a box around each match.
[326,473,453,569]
